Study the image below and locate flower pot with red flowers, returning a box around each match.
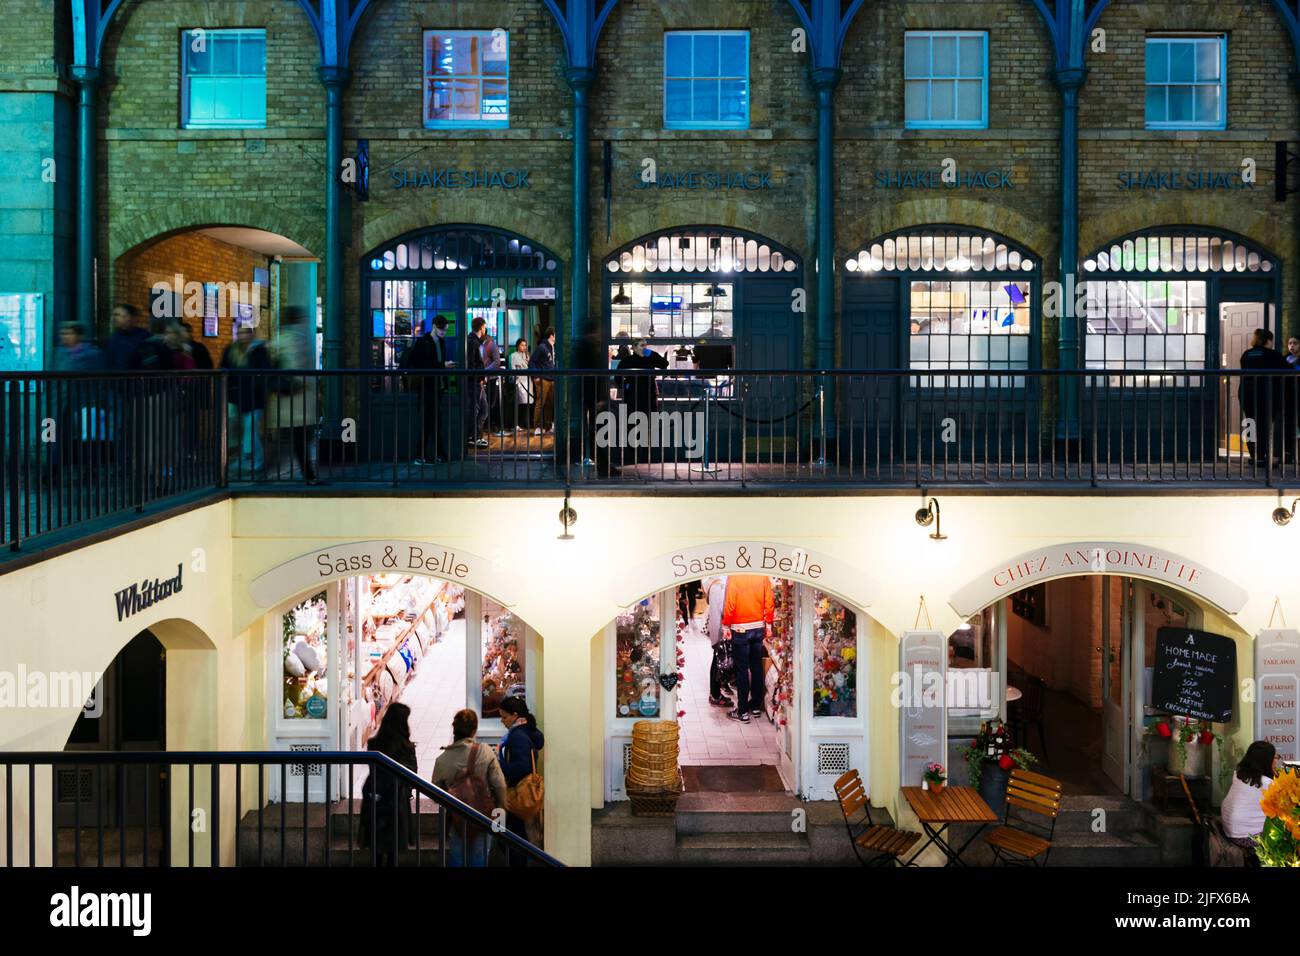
[923,763,947,793]
[960,721,1036,811]
[1144,715,1219,778]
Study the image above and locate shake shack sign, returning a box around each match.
[115,564,184,622]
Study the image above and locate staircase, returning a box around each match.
[1042,795,1167,866]
[675,792,811,865]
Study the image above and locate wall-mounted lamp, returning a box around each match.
[1273,498,1299,526]
[915,497,946,540]
[558,496,578,540]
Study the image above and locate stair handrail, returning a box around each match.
[1,750,563,868]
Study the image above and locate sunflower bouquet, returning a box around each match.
[1255,767,1300,867]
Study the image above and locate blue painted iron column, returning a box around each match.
[70,66,101,332]
[566,66,596,353]
[320,65,349,421]
[813,68,840,376]
[1054,66,1085,441]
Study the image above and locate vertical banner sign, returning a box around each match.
[1256,630,1300,761]
[899,630,947,787]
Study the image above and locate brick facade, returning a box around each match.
[9,0,1300,366]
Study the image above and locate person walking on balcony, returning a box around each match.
[220,323,271,477]
[403,316,454,464]
[51,323,106,476]
[268,307,320,483]
[107,304,148,371]
[1239,329,1291,466]
[721,573,774,723]
[464,316,490,449]
[481,325,504,436]
[509,337,533,432]
[180,322,213,370]
[1286,336,1300,370]
[359,702,420,866]
[497,696,544,865]
[432,709,507,867]
[529,327,556,434]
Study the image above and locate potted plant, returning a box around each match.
[923,762,947,793]
[1255,767,1300,867]
[1144,715,1218,778]
[960,721,1036,811]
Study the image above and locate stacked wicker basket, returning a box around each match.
[625,720,683,816]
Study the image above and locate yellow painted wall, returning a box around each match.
[3,490,1292,865]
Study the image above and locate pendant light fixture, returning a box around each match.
[612,283,631,305]
[703,284,727,298]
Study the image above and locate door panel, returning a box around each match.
[841,278,901,470]
[1219,301,1264,452]
[739,278,803,459]
[1101,578,1127,792]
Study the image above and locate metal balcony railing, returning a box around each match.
[3,368,1298,552]
[0,751,560,867]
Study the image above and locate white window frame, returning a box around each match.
[181,28,267,130]
[423,29,510,129]
[903,30,988,130]
[663,30,750,131]
[1144,34,1227,131]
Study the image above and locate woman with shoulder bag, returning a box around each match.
[358,703,419,865]
[497,696,544,865]
[432,709,507,867]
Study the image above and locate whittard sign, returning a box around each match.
[114,564,184,622]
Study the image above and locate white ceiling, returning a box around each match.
[197,227,314,258]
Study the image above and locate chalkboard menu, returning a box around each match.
[1152,627,1236,722]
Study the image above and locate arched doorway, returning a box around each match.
[949,574,1244,803]
[1080,228,1282,463]
[360,224,563,371]
[840,226,1041,462]
[264,574,539,799]
[603,226,804,371]
[602,576,870,805]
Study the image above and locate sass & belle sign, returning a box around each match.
[898,630,947,787]
[1151,627,1237,723]
[249,540,485,608]
[620,541,874,613]
[1256,629,1300,761]
[949,541,1248,618]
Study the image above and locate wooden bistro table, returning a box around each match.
[900,786,999,867]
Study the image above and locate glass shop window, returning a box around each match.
[908,279,1031,385]
[424,30,509,127]
[282,591,328,720]
[182,29,266,129]
[481,599,527,718]
[615,598,662,719]
[811,590,858,718]
[664,31,749,129]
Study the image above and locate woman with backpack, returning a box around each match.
[358,702,419,865]
[497,696,545,865]
[432,709,507,867]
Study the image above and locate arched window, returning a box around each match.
[844,227,1040,381]
[361,225,562,371]
[1080,228,1279,376]
[603,227,803,370]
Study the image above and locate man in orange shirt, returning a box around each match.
[721,574,774,723]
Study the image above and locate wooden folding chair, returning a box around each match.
[833,769,921,866]
[983,768,1063,866]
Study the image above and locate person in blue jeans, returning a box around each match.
[720,574,774,723]
[432,709,507,867]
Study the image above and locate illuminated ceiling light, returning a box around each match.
[914,497,946,540]
[947,256,973,272]
[1272,498,1299,526]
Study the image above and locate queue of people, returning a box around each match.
[361,695,545,867]
[1238,328,1300,466]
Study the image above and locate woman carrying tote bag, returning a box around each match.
[497,696,544,865]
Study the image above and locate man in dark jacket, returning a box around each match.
[220,323,272,475]
[107,304,148,370]
[463,316,490,448]
[403,316,455,463]
[127,316,176,372]
[528,327,557,432]
[1239,328,1292,466]
[51,323,107,473]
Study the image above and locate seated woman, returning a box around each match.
[1220,741,1279,855]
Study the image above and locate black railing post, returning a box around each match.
[217,373,229,489]
[6,379,21,551]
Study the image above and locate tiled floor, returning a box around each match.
[677,610,781,768]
